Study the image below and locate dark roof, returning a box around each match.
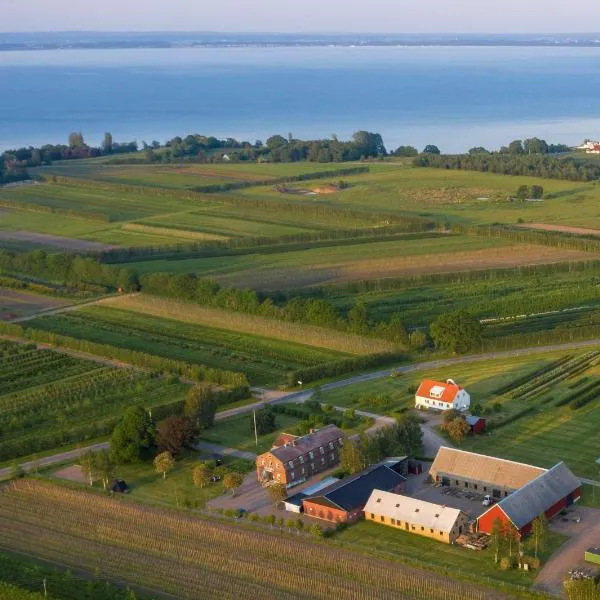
[283,493,305,507]
[270,424,344,463]
[494,462,580,529]
[304,464,406,512]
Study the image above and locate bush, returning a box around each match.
[499,557,513,571]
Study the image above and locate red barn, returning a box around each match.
[466,415,486,435]
[478,462,581,537]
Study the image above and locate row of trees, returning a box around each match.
[2,132,138,170]
[415,152,600,182]
[470,138,570,156]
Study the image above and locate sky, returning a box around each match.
[3,0,600,34]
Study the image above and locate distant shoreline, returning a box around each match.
[3,32,600,52]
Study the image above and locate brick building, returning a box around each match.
[302,462,406,524]
[256,424,344,488]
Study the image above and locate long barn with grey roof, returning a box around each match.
[478,462,581,536]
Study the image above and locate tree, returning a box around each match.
[445,416,470,443]
[110,406,156,464]
[94,450,114,490]
[442,409,461,425]
[267,482,288,506]
[68,132,85,148]
[508,139,524,154]
[223,472,244,496]
[348,301,369,334]
[530,514,548,559]
[154,451,175,479]
[253,405,277,436]
[430,310,483,354]
[491,518,504,563]
[102,132,113,153]
[192,463,211,488]
[184,385,218,431]
[295,518,304,535]
[516,185,530,200]
[340,439,366,475]
[468,146,489,154]
[266,135,287,150]
[394,145,419,157]
[79,450,97,486]
[524,137,548,155]
[408,330,428,350]
[530,185,544,199]
[156,416,196,456]
[352,131,386,157]
[422,145,440,154]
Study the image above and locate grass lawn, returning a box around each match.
[49,451,253,510]
[199,412,301,454]
[320,353,558,415]
[336,520,567,588]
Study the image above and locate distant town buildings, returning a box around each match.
[577,140,600,154]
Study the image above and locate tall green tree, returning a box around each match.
[94,449,114,491]
[340,439,366,475]
[110,406,156,464]
[223,472,244,496]
[430,310,483,354]
[530,514,548,559]
[102,132,113,153]
[422,144,441,154]
[185,385,218,431]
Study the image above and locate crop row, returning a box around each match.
[0,481,512,600]
[555,379,600,410]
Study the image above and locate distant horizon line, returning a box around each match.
[2,30,600,36]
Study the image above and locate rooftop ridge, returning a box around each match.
[436,446,548,473]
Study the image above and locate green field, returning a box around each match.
[0,340,189,462]
[25,306,352,385]
[337,520,566,588]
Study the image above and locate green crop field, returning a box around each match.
[0,480,521,600]
[0,340,189,462]
[24,305,353,385]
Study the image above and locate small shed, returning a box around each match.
[585,547,600,565]
[282,493,305,513]
[281,477,340,513]
[466,416,486,435]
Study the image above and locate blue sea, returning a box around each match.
[1,45,600,153]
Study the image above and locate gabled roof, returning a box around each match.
[490,462,581,529]
[304,464,405,512]
[364,490,464,533]
[269,424,344,463]
[272,433,299,449]
[430,447,546,490]
[416,380,463,404]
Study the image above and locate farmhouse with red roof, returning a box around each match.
[415,379,470,411]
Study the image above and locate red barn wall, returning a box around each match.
[303,501,349,523]
[477,505,512,535]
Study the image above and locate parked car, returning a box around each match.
[210,453,224,466]
[482,494,494,507]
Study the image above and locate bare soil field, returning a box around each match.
[0,230,116,251]
[54,465,88,484]
[221,245,596,290]
[518,223,600,236]
[0,289,70,319]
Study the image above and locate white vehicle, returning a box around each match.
[482,495,494,507]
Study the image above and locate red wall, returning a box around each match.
[303,501,350,523]
[478,486,582,536]
[471,419,486,434]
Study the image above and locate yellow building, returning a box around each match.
[363,490,469,544]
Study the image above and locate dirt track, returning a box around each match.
[518,223,600,236]
[0,230,115,251]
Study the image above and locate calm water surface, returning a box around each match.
[1,46,600,152]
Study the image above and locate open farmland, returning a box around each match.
[0,340,189,461]
[24,303,367,385]
[128,234,597,290]
[35,160,356,188]
[97,295,395,355]
[0,289,71,319]
[0,480,521,600]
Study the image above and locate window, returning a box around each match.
[321,458,325,465]
[290,471,295,480]
[464,482,468,488]
[338,437,343,445]
[483,486,487,492]
[301,467,305,475]
[474,484,478,490]
[391,518,396,525]
[309,451,314,460]
[440,531,444,536]
[299,456,304,464]
[370,513,375,519]
[411,525,415,530]
[455,480,459,485]
[376,498,381,503]
[288,461,294,468]
[330,453,335,461]
[320,447,325,455]
[380,516,384,522]
[329,441,334,450]
[395,503,400,508]
[421,526,424,531]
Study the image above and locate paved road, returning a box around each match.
[193,441,257,461]
[535,506,600,596]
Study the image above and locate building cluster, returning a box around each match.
[577,140,600,153]
[254,378,581,545]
